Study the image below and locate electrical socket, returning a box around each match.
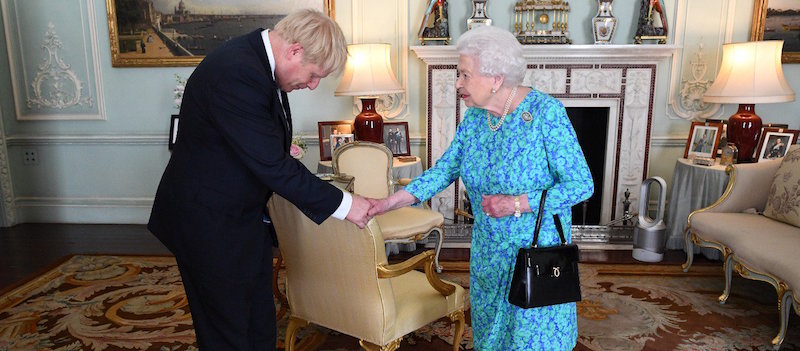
[23,149,39,165]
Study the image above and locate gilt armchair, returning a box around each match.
[333,141,445,272]
[267,194,466,351]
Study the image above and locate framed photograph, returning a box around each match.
[317,121,353,161]
[755,128,799,161]
[383,122,410,156]
[684,121,723,159]
[751,0,800,63]
[106,0,334,67]
[330,133,354,157]
[705,118,728,155]
[169,114,179,150]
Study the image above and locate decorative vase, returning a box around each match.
[467,0,491,30]
[353,98,384,143]
[727,104,762,163]
[592,0,617,44]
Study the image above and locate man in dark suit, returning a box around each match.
[148,9,372,350]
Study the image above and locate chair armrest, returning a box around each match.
[376,250,456,296]
[697,159,781,215]
[393,178,412,186]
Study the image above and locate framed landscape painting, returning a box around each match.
[106,0,333,67]
[751,0,800,63]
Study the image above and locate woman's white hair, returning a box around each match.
[456,26,526,87]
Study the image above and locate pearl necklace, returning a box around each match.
[487,86,518,132]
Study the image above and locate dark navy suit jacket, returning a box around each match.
[148,29,342,279]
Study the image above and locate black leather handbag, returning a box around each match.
[508,189,582,309]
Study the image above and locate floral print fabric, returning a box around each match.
[406,89,594,350]
[764,145,800,227]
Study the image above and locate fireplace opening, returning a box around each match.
[566,107,609,226]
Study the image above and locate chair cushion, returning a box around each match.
[691,212,800,277]
[722,221,800,296]
[763,145,800,227]
[385,270,466,343]
[376,207,444,241]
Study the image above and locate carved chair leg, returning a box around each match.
[285,316,309,351]
[359,338,401,351]
[772,291,792,349]
[719,254,733,304]
[449,309,466,351]
[273,254,288,321]
[681,229,694,272]
[433,227,444,273]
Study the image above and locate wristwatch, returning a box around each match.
[514,195,521,218]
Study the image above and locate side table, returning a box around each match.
[665,158,730,259]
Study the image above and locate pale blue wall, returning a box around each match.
[0,0,797,225]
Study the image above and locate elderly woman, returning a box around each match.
[369,26,593,350]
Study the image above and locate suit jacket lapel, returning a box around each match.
[248,29,291,152]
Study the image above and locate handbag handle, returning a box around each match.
[530,189,567,248]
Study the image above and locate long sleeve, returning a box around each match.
[526,101,594,215]
[404,116,470,203]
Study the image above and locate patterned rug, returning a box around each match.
[0,255,798,351]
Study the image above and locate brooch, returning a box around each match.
[521,111,533,122]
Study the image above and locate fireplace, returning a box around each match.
[412,45,678,245]
[567,107,609,226]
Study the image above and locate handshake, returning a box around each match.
[344,190,417,228]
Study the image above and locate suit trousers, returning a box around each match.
[177,221,277,350]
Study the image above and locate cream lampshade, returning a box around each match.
[335,43,404,143]
[703,40,795,162]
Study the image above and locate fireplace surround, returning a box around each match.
[412,44,678,245]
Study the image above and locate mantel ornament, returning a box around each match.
[467,0,492,30]
[513,0,571,44]
[419,0,450,45]
[592,0,617,44]
[634,0,668,44]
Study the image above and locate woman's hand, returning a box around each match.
[481,194,530,218]
[367,190,418,217]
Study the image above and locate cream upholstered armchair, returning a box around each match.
[267,194,466,351]
[333,141,445,272]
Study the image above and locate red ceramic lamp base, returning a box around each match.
[354,98,384,144]
[727,104,762,163]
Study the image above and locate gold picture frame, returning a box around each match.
[106,0,334,67]
[750,0,800,63]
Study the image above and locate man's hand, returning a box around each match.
[346,194,374,228]
[368,198,392,217]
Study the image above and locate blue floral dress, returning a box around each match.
[406,89,593,350]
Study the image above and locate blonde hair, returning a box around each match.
[274,9,347,75]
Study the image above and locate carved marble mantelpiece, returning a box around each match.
[412,45,678,239]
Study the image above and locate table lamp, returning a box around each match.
[335,43,404,143]
[703,40,795,163]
